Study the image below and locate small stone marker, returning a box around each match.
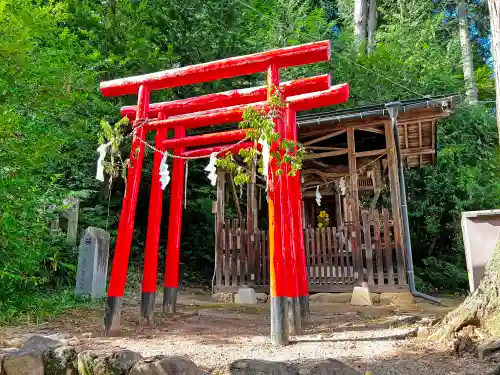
[75,227,110,300]
[234,287,258,304]
[350,282,373,306]
[60,197,80,246]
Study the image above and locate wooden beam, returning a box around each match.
[303,129,346,146]
[401,148,434,155]
[355,149,386,158]
[304,149,348,160]
[306,146,347,151]
[347,128,363,282]
[384,121,407,285]
[358,127,384,135]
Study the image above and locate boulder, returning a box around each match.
[78,350,143,375]
[212,293,234,303]
[379,292,414,307]
[310,293,352,304]
[255,293,268,303]
[3,349,44,375]
[350,285,373,306]
[228,359,298,375]
[299,359,360,375]
[234,288,258,304]
[22,335,66,351]
[129,355,199,375]
[43,346,77,375]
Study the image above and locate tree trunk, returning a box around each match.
[488,0,500,143]
[431,236,500,341]
[458,0,478,103]
[354,0,368,51]
[367,0,377,54]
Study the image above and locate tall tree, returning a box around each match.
[367,0,377,53]
[488,0,500,142]
[458,0,478,102]
[354,0,368,50]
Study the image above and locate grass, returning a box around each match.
[0,287,103,326]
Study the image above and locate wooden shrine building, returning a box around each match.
[212,94,461,293]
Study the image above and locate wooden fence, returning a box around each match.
[214,208,408,293]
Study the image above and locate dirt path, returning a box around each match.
[2,291,497,375]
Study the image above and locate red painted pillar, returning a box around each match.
[283,108,301,334]
[163,126,186,314]
[288,108,310,323]
[140,112,168,323]
[267,64,289,346]
[105,85,149,335]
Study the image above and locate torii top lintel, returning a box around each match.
[100,40,331,97]
[121,75,331,120]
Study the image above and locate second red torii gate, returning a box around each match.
[99,40,350,345]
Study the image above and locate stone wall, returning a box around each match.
[0,334,361,375]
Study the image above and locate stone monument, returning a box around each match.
[75,227,110,299]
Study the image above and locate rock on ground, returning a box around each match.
[310,293,352,304]
[227,359,360,375]
[78,350,143,375]
[228,359,299,375]
[43,346,77,375]
[2,349,44,375]
[212,293,234,303]
[129,355,199,375]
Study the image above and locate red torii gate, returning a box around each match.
[99,40,350,345]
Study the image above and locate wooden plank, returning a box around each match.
[403,123,408,149]
[315,228,322,284]
[321,228,328,284]
[255,230,261,285]
[358,127,384,135]
[263,231,268,285]
[373,210,384,285]
[347,128,363,282]
[302,128,347,146]
[384,121,405,274]
[239,228,247,285]
[362,211,375,285]
[304,149,348,160]
[327,227,334,284]
[224,225,231,286]
[337,227,345,284]
[355,149,386,158]
[306,146,348,151]
[215,227,223,286]
[345,224,352,283]
[383,209,395,285]
[395,222,408,285]
[230,224,238,286]
[304,229,311,283]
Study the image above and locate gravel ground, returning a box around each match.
[2,291,498,375]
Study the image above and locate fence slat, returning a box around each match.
[321,228,327,284]
[315,228,321,284]
[383,209,395,285]
[362,211,375,285]
[373,210,384,285]
[230,226,238,286]
[216,226,223,287]
[255,230,261,285]
[326,228,333,284]
[304,229,312,284]
[239,229,247,285]
[263,231,268,285]
[331,227,338,284]
[338,227,345,284]
[346,224,353,283]
[224,223,231,286]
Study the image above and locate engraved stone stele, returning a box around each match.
[75,227,110,299]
